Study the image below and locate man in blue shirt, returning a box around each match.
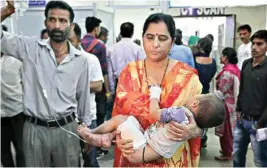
[169,29,195,68]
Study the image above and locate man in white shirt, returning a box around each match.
[237,24,252,69]
[69,23,103,167]
[108,22,146,95]
[1,24,25,167]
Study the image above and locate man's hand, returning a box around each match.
[106,92,113,102]
[7,0,15,8]
[1,0,15,22]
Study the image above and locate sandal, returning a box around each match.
[214,155,232,161]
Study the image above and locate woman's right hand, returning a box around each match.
[115,130,135,158]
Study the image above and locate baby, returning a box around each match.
[78,86,225,163]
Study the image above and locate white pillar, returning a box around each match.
[265,5,267,29]
[159,0,169,13]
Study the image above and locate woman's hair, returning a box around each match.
[195,91,225,128]
[197,37,213,55]
[190,45,200,58]
[205,34,214,42]
[222,47,238,64]
[142,13,176,41]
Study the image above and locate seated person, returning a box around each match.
[78,86,225,163]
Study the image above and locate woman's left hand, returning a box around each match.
[166,111,203,141]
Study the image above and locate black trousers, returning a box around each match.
[1,112,25,167]
[96,86,107,127]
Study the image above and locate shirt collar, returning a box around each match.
[121,38,132,41]
[249,56,267,67]
[84,33,95,39]
[259,56,267,66]
[37,39,82,58]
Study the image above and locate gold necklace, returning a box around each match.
[144,58,169,88]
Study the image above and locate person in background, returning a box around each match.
[237,24,252,69]
[175,29,183,45]
[194,37,217,148]
[81,16,112,158]
[1,24,25,167]
[1,1,91,166]
[107,22,145,96]
[69,22,103,167]
[215,47,240,161]
[98,26,109,44]
[97,26,114,123]
[169,29,195,67]
[40,28,49,39]
[234,30,267,167]
[116,33,122,43]
[188,30,200,47]
[205,34,214,43]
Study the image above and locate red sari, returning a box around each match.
[112,60,203,167]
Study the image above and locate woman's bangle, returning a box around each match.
[142,146,146,163]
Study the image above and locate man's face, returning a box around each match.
[45,8,72,43]
[68,28,79,49]
[42,32,49,39]
[251,38,267,58]
[239,29,251,44]
[100,33,109,44]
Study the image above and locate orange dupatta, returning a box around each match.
[112,60,202,167]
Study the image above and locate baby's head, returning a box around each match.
[185,91,225,128]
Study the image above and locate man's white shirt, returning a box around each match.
[80,48,104,121]
[1,55,23,117]
[237,42,252,69]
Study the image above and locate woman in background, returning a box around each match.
[194,37,217,147]
[215,47,240,161]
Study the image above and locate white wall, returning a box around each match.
[167,5,267,49]
[266,5,267,29]
[225,5,267,48]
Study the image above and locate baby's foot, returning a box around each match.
[101,131,116,149]
[77,126,115,149]
[77,124,91,140]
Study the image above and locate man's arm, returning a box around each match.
[107,53,116,94]
[187,48,195,68]
[99,45,112,100]
[257,108,267,128]
[236,60,246,112]
[76,61,91,126]
[90,81,102,93]
[90,56,103,93]
[1,1,31,62]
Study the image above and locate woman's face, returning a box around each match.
[220,55,227,64]
[143,22,173,62]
